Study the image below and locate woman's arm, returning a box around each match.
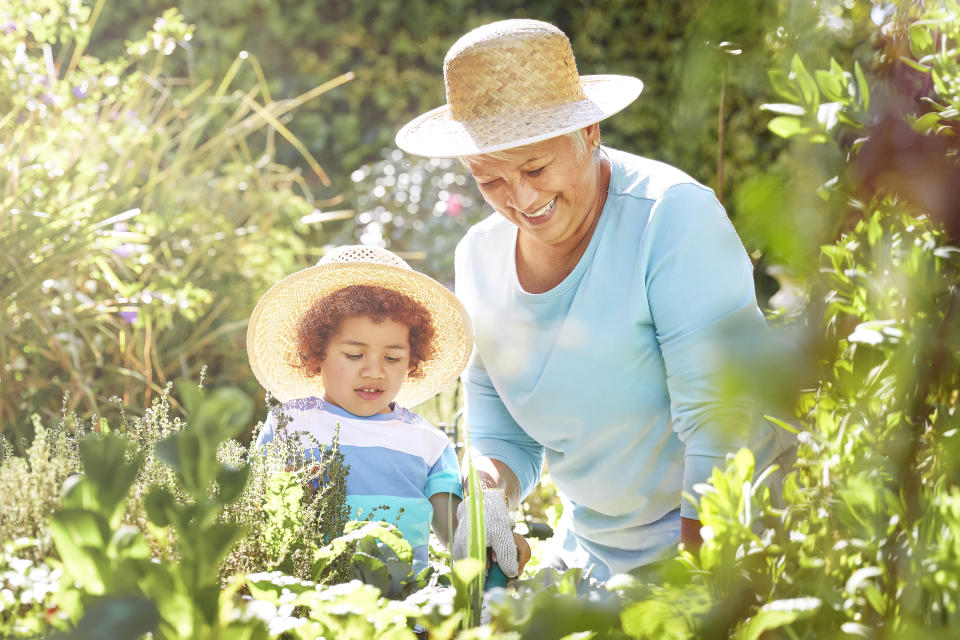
[471,455,524,510]
[643,183,772,521]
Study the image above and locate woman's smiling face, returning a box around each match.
[465,125,600,247]
[319,315,411,416]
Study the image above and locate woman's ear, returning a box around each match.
[584,122,601,149]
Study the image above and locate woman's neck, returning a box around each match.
[516,154,610,293]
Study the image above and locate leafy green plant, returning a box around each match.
[331,151,488,282]
[47,382,263,639]
[1,1,344,437]
[0,409,84,563]
[625,4,960,637]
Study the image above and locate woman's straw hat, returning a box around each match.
[247,245,472,407]
[396,19,643,158]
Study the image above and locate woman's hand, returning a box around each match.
[509,531,531,573]
[452,488,526,577]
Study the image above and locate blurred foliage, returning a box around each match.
[0,2,347,439]
[331,151,488,283]
[481,2,960,638]
[83,0,884,293]
[3,0,960,637]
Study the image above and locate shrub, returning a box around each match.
[0,2,343,440]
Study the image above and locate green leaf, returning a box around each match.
[214,465,251,505]
[768,116,809,139]
[175,379,204,417]
[854,61,870,111]
[759,103,806,116]
[621,599,694,639]
[908,23,934,55]
[49,509,111,594]
[192,387,254,440]
[196,522,247,576]
[51,595,159,640]
[768,69,800,103]
[155,436,183,477]
[733,448,755,481]
[144,487,180,529]
[357,521,414,565]
[899,56,931,73]
[815,69,844,102]
[791,55,819,109]
[910,111,942,133]
[78,434,144,528]
[845,566,884,595]
[51,507,111,549]
[451,557,484,588]
[764,415,800,434]
[735,598,821,640]
[108,525,152,560]
[351,552,393,592]
[863,584,886,614]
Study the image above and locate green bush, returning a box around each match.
[0,2,344,438]
[85,0,817,293]
[4,2,960,639]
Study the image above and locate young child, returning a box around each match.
[246,245,472,568]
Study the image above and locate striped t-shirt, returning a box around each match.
[255,396,463,567]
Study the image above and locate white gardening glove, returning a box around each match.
[452,488,519,578]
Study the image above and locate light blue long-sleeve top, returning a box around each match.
[454,147,792,576]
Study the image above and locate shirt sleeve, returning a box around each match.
[455,235,546,499]
[424,440,465,499]
[254,410,277,448]
[642,183,769,519]
[460,346,545,499]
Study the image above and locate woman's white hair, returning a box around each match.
[460,127,594,167]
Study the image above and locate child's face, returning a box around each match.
[319,315,411,416]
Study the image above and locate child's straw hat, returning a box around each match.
[247,245,472,407]
[396,19,643,158]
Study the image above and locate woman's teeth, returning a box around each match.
[524,197,556,218]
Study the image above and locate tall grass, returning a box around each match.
[1,2,351,438]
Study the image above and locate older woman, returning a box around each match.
[396,19,793,580]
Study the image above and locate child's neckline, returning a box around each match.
[321,396,401,421]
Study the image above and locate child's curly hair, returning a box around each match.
[295,285,436,379]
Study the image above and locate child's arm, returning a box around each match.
[429,492,461,548]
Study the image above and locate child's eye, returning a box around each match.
[385,356,402,363]
[345,353,362,360]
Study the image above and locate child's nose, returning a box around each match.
[362,359,386,378]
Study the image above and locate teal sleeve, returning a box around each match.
[643,183,769,519]
[425,442,464,499]
[461,349,545,499]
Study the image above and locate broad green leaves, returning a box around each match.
[48,383,261,638]
[764,55,869,142]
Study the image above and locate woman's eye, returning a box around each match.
[479,178,501,188]
[525,166,545,177]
